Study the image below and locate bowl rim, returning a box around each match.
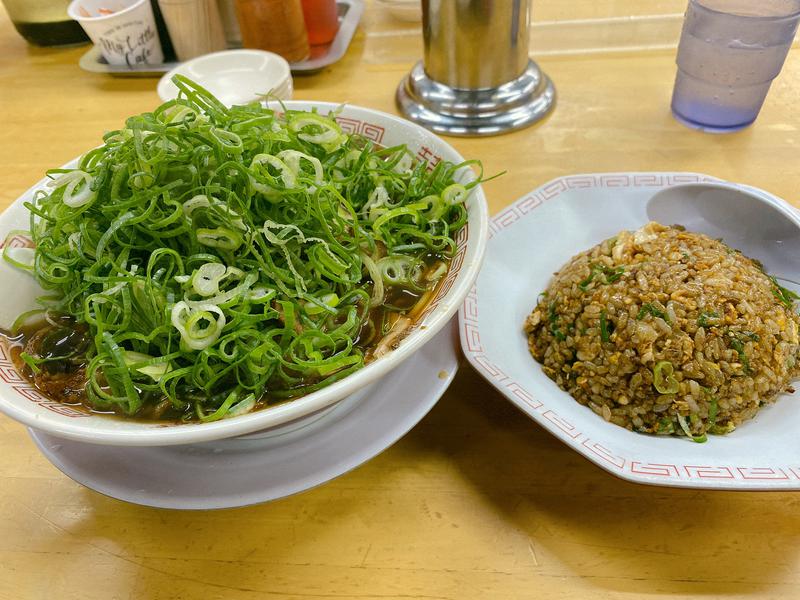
[0,101,488,446]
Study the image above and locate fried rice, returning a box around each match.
[524,222,800,441]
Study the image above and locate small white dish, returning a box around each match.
[29,320,458,509]
[157,49,293,105]
[460,172,800,490]
[0,102,488,447]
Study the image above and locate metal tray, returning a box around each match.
[78,0,364,77]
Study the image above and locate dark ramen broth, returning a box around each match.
[5,256,452,423]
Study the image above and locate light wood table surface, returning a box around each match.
[2,3,800,599]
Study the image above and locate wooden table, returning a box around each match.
[2,3,800,599]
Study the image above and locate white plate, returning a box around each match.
[460,172,800,490]
[29,320,458,509]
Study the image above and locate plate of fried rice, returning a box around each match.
[460,172,800,489]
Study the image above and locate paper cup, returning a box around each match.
[68,0,164,66]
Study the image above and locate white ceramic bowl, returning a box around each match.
[0,102,488,446]
[157,49,293,106]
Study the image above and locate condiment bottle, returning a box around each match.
[234,0,310,62]
[300,0,338,46]
[217,0,242,47]
[157,0,227,61]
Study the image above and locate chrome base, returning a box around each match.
[396,60,556,137]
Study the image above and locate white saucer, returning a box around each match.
[157,49,293,105]
[29,321,458,509]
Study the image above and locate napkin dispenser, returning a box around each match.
[396,0,555,136]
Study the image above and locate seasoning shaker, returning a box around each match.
[234,0,310,62]
[396,0,555,136]
[157,0,227,62]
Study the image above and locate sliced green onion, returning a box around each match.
[196,227,243,251]
[171,301,226,350]
[677,413,707,443]
[48,170,95,208]
[441,184,467,205]
[288,112,345,150]
[250,153,297,197]
[123,351,171,381]
[305,292,340,315]
[637,303,667,322]
[3,245,35,271]
[19,352,42,374]
[277,149,324,185]
[599,310,611,343]
[653,360,679,394]
[191,262,228,297]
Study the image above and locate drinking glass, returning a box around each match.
[671,0,800,133]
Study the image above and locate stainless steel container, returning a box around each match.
[396,0,555,136]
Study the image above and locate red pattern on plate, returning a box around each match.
[630,462,681,478]
[471,354,510,383]
[684,466,735,479]
[581,440,626,468]
[460,172,796,486]
[504,382,542,410]
[736,467,789,480]
[543,410,582,440]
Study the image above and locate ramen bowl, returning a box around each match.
[0,102,488,446]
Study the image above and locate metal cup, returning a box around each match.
[396,0,555,136]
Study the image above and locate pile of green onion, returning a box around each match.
[10,76,481,422]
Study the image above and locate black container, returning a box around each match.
[11,19,88,47]
[2,0,89,47]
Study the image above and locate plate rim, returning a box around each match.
[459,171,800,491]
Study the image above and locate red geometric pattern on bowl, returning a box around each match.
[416,146,443,170]
[460,172,800,487]
[335,117,386,144]
[0,328,87,419]
[413,224,468,328]
[2,234,34,249]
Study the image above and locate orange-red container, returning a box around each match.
[300,0,338,46]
